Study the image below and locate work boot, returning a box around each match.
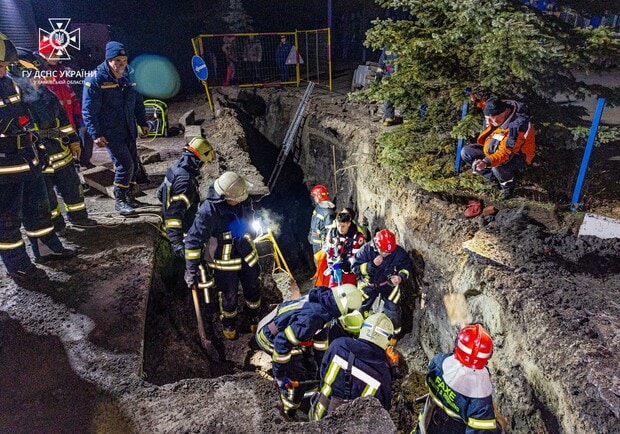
[500,180,516,200]
[222,326,238,340]
[70,217,99,227]
[7,263,49,287]
[249,316,260,334]
[35,247,77,264]
[114,189,136,216]
[383,117,394,126]
[126,194,150,209]
[7,263,47,280]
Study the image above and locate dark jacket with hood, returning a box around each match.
[157,151,202,256]
[256,286,341,379]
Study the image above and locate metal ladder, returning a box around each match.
[267,82,315,192]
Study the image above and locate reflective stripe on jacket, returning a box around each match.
[478,100,535,167]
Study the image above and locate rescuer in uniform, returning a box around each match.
[351,228,412,342]
[184,171,261,340]
[9,49,96,233]
[308,184,336,254]
[157,137,215,258]
[82,41,150,216]
[255,283,364,419]
[309,312,394,420]
[417,324,505,434]
[0,33,75,282]
[322,208,366,287]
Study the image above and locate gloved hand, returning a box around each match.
[276,377,296,390]
[68,141,82,159]
[172,244,184,259]
[234,235,254,258]
[184,268,199,289]
[386,346,401,379]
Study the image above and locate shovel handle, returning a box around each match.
[191,285,208,346]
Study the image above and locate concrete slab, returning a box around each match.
[184,125,203,143]
[82,166,115,198]
[578,213,620,239]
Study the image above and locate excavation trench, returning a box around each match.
[138,87,619,434]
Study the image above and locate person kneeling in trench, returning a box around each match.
[308,312,394,420]
[255,284,364,419]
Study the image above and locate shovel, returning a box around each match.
[191,285,220,362]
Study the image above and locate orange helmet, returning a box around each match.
[374,229,396,253]
[454,324,493,369]
[310,185,330,202]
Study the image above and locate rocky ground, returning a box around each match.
[0,77,619,433]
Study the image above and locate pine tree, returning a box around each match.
[357,0,620,191]
[222,0,254,33]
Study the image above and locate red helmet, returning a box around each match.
[454,324,493,369]
[374,229,396,253]
[310,185,330,202]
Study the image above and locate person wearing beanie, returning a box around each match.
[460,95,536,199]
[82,41,150,215]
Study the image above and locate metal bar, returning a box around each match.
[570,97,606,211]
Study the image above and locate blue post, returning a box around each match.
[328,0,332,29]
[454,100,470,174]
[570,97,606,212]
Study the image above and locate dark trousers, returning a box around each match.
[460,144,526,184]
[279,351,317,411]
[0,173,63,272]
[45,163,87,229]
[105,138,138,189]
[360,284,402,333]
[383,100,395,119]
[78,126,94,167]
[213,261,261,328]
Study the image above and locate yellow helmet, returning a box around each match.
[359,313,394,350]
[331,283,363,316]
[0,33,18,62]
[338,310,364,334]
[186,137,214,163]
[214,171,250,202]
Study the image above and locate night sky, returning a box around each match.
[28,0,384,94]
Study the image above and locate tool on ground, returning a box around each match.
[190,284,219,361]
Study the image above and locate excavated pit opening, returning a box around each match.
[141,92,421,430]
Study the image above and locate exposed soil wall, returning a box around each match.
[231,87,620,434]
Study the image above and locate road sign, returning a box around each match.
[192,55,208,81]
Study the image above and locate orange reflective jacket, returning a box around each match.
[477,101,535,167]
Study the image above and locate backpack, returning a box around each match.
[143,99,168,137]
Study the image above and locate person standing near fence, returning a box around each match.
[222,36,238,87]
[243,36,262,84]
[276,35,293,82]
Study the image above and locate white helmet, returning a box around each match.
[359,313,394,350]
[214,171,250,202]
[331,283,363,316]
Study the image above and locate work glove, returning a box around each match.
[172,244,184,259]
[234,235,255,258]
[276,377,296,390]
[184,268,199,289]
[386,346,402,379]
[68,141,81,159]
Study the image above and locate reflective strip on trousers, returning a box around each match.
[24,226,54,238]
[0,239,25,250]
